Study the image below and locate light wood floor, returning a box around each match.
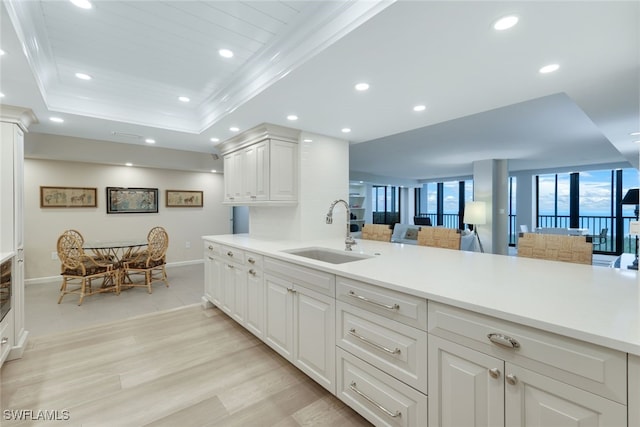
[1,304,371,426]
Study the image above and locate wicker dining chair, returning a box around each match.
[57,230,119,305]
[361,224,393,242]
[417,227,461,250]
[517,232,592,265]
[121,226,169,293]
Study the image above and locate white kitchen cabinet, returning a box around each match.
[219,123,300,206]
[264,271,336,393]
[629,355,640,427]
[428,302,627,427]
[0,109,34,367]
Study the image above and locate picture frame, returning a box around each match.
[40,186,97,208]
[106,187,158,214]
[165,190,203,207]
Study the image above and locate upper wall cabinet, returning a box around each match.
[219,123,299,206]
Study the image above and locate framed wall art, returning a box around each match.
[40,186,97,208]
[165,190,203,207]
[106,187,158,214]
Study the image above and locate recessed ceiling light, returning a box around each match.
[75,72,91,80]
[229,126,240,132]
[211,169,217,173]
[125,162,133,167]
[303,138,312,143]
[178,96,190,103]
[287,115,298,121]
[0,49,5,56]
[50,117,64,123]
[634,140,640,144]
[70,0,93,9]
[210,137,220,142]
[355,83,369,91]
[219,49,234,58]
[493,15,519,31]
[413,105,426,112]
[0,93,4,98]
[539,63,560,74]
[630,131,640,136]
[341,128,351,133]
[145,138,156,144]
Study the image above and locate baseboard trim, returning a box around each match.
[25,259,204,286]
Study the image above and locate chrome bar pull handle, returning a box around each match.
[488,368,500,379]
[487,333,520,349]
[347,290,399,311]
[349,382,401,419]
[348,328,401,355]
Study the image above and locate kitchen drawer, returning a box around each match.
[336,347,427,427]
[337,301,427,394]
[221,245,245,264]
[337,277,427,330]
[264,257,334,297]
[203,241,219,257]
[244,251,263,270]
[428,301,627,403]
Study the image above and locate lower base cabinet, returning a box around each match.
[429,335,627,427]
[264,273,335,393]
[337,348,427,427]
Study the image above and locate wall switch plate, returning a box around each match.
[185,241,191,249]
[51,252,58,260]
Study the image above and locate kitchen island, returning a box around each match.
[203,234,639,427]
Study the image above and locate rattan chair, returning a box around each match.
[361,224,393,242]
[57,230,119,305]
[121,226,169,293]
[417,227,461,250]
[517,232,592,265]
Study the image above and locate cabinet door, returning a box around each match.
[232,265,246,325]
[221,263,236,316]
[245,267,264,338]
[269,140,297,201]
[505,363,626,427]
[428,335,504,427]
[293,284,335,393]
[264,274,293,360]
[254,140,269,201]
[242,144,257,201]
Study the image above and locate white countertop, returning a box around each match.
[203,234,640,355]
[0,251,15,264]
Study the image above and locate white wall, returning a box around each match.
[24,159,231,281]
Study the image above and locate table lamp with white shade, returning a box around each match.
[621,188,639,270]
[464,201,486,253]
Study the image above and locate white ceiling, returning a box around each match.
[1,1,638,180]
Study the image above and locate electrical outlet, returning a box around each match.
[185,241,191,249]
[51,252,58,260]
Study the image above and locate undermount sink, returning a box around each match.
[283,247,373,264]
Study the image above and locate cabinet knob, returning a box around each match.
[208,245,213,250]
[488,368,501,379]
[248,258,256,264]
[249,269,256,276]
[506,374,518,385]
[227,251,234,257]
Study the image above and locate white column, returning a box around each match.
[472,159,509,255]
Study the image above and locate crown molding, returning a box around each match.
[0,105,38,131]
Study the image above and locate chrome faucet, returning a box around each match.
[326,199,357,251]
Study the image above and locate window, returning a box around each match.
[372,185,401,225]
